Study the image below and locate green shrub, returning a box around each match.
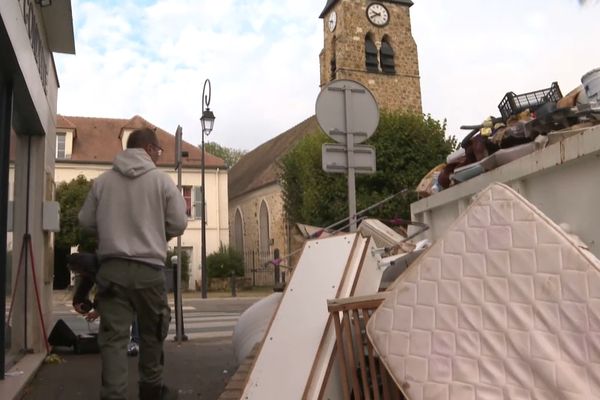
[207,244,244,278]
[165,249,190,284]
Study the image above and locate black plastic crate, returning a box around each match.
[498,82,563,120]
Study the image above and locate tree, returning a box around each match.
[280,112,457,227]
[55,175,96,251]
[53,175,95,289]
[204,141,247,168]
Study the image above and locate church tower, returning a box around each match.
[319,0,422,113]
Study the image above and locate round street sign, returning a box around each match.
[315,79,379,144]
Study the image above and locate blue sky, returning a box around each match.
[55,0,600,151]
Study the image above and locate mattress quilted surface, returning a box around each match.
[366,183,600,400]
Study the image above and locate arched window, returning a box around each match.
[233,208,244,253]
[380,37,395,74]
[330,36,337,81]
[365,34,379,72]
[259,200,271,263]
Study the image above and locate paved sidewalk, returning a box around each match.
[20,338,238,400]
[9,290,270,400]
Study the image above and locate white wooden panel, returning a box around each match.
[305,235,385,399]
[242,234,358,400]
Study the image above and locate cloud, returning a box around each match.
[56,0,600,151]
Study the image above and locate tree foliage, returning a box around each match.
[204,141,247,168]
[280,112,457,227]
[166,248,191,285]
[206,244,244,278]
[55,175,97,251]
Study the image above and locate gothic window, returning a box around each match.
[365,34,379,72]
[330,36,337,81]
[234,208,244,253]
[380,36,396,74]
[259,200,271,263]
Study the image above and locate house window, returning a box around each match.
[56,133,66,159]
[182,186,192,217]
[380,37,395,74]
[365,35,379,72]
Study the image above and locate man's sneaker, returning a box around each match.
[127,341,139,356]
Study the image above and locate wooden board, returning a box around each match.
[306,236,384,399]
[241,234,358,400]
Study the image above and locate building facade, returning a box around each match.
[229,1,422,284]
[53,115,229,291]
[1,0,75,381]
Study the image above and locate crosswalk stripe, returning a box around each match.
[61,303,197,312]
[170,331,233,340]
[170,320,237,330]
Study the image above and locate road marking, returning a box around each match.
[169,331,233,340]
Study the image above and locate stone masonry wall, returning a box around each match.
[229,184,289,286]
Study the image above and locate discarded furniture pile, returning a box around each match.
[227,68,600,400]
[417,68,600,197]
[229,182,600,400]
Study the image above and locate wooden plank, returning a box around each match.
[309,237,385,399]
[304,235,367,399]
[241,234,358,399]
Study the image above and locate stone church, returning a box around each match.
[228,0,423,285]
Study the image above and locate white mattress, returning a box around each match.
[366,183,600,400]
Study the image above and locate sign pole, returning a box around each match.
[343,87,357,232]
[316,79,379,233]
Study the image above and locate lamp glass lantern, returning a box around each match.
[201,109,215,136]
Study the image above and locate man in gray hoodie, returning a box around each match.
[78,127,187,400]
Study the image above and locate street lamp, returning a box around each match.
[200,79,215,299]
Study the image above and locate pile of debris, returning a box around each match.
[417,68,600,197]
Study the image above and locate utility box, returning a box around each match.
[43,201,60,232]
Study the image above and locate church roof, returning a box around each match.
[319,0,414,18]
[228,116,320,200]
[55,115,225,169]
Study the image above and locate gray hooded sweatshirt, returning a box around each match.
[78,149,188,267]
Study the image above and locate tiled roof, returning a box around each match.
[56,115,226,169]
[228,115,320,200]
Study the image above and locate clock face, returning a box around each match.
[366,3,389,27]
[328,11,337,32]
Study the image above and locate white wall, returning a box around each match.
[411,125,600,259]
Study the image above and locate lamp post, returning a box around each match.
[200,79,215,299]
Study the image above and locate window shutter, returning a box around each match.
[380,41,396,74]
[365,38,379,72]
[193,186,203,220]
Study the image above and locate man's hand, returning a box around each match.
[85,310,100,322]
[73,302,91,315]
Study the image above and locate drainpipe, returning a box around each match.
[216,168,220,243]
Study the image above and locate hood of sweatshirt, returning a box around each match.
[112,149,156,178]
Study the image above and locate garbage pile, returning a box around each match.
[417,68,600,197]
